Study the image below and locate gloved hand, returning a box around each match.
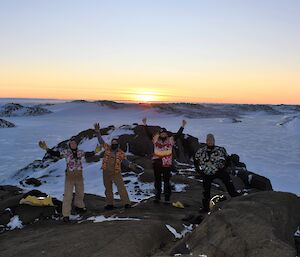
[94,123,101,133]
[38,141,48,150]
[95,144,102,153]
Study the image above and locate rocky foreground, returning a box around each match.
[0,184,299,257]
[0,124,299,257]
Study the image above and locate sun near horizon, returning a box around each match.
[0,1,300,105]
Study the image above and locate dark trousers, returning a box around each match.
[202,169,239,210]
[153,159,172,200]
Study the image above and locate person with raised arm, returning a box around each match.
[94,123,131,210]
[142,118,187,204]
[38,137,99,222]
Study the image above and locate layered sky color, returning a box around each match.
[0,0,299,104]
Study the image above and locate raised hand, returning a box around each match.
[94,123,100,133]
[182,119,187,127]
[142,117,147,125]
[95,144,102,154]
[38,141,48,150]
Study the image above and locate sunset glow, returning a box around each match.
[134,93,157,103]
[0,1,299,104]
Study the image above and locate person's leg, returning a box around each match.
[74,171,85,209]
[103,171,114,206]
[153,159,163,201]
[62,173,75,217]
[217,169,239,197]
[113,173,130,205]
[202,174,213,211]
[162,167,172,201]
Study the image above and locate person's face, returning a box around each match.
[111,139,119,149]
[159,132,168,139]
[69,140,78,150]
[206,137,215,147]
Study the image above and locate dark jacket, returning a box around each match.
[194,145,228,175]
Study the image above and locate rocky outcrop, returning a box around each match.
[15,124,273,194]
[0,118,15,128]
[0,186,61,231]
[168,191,300,257]
[0,103,51,117]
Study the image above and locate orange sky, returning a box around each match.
[1,64,299,104]
[1,1,300,104]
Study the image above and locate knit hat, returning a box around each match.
[206,134,215,145]
[159,128,168,134]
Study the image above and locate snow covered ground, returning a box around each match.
[0,99,299,196]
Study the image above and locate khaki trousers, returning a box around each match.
[103,171,130,205]
[62,170,85,217]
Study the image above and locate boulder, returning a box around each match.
[23,178,42,187]
[0,209,12,225]
[0,187,62,228]
[14,205,56,224]
[174,191,300,257]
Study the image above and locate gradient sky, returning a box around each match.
[0,0,299,104]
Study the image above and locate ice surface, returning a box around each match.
[165,224,193,239]
[7,216,23,230]
[0,100,299,196]
[84,215,141,223]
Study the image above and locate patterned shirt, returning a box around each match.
[60,149,85,172]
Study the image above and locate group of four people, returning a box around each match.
[38,119,238,222]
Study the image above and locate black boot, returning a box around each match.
[153,195,161,204]
[63,216,70,222]
[164,196,171,205]
[75,207,87,214]
[200,199,210,213]
[104,205,114,210]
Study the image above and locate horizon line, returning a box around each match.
[0,97,299,106]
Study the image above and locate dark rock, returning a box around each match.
[0,118,15,128]
[295,234,300,255]
[232,118,242,123]
[0,209,12,225]
[182,214,204,225]
[23,190,48,198]
[0,186,23,212]
[178,191,300,257]
[0,103,51,117]
[14,205,56,224]
[23,178,42,187]
[139,169,154,183]
[170,241,191,256]
[248,172,273,191]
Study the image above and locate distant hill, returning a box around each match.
[0,103,52,117]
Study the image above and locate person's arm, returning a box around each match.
[94,123,106,146]
[193,155,201,173]
[47,149,61,158]
[39,141,61,158]
[84,151,95,158]
[142,117,153,140]
[173,120,187,141]
[218,147,228,169]
[84,144,102,159]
